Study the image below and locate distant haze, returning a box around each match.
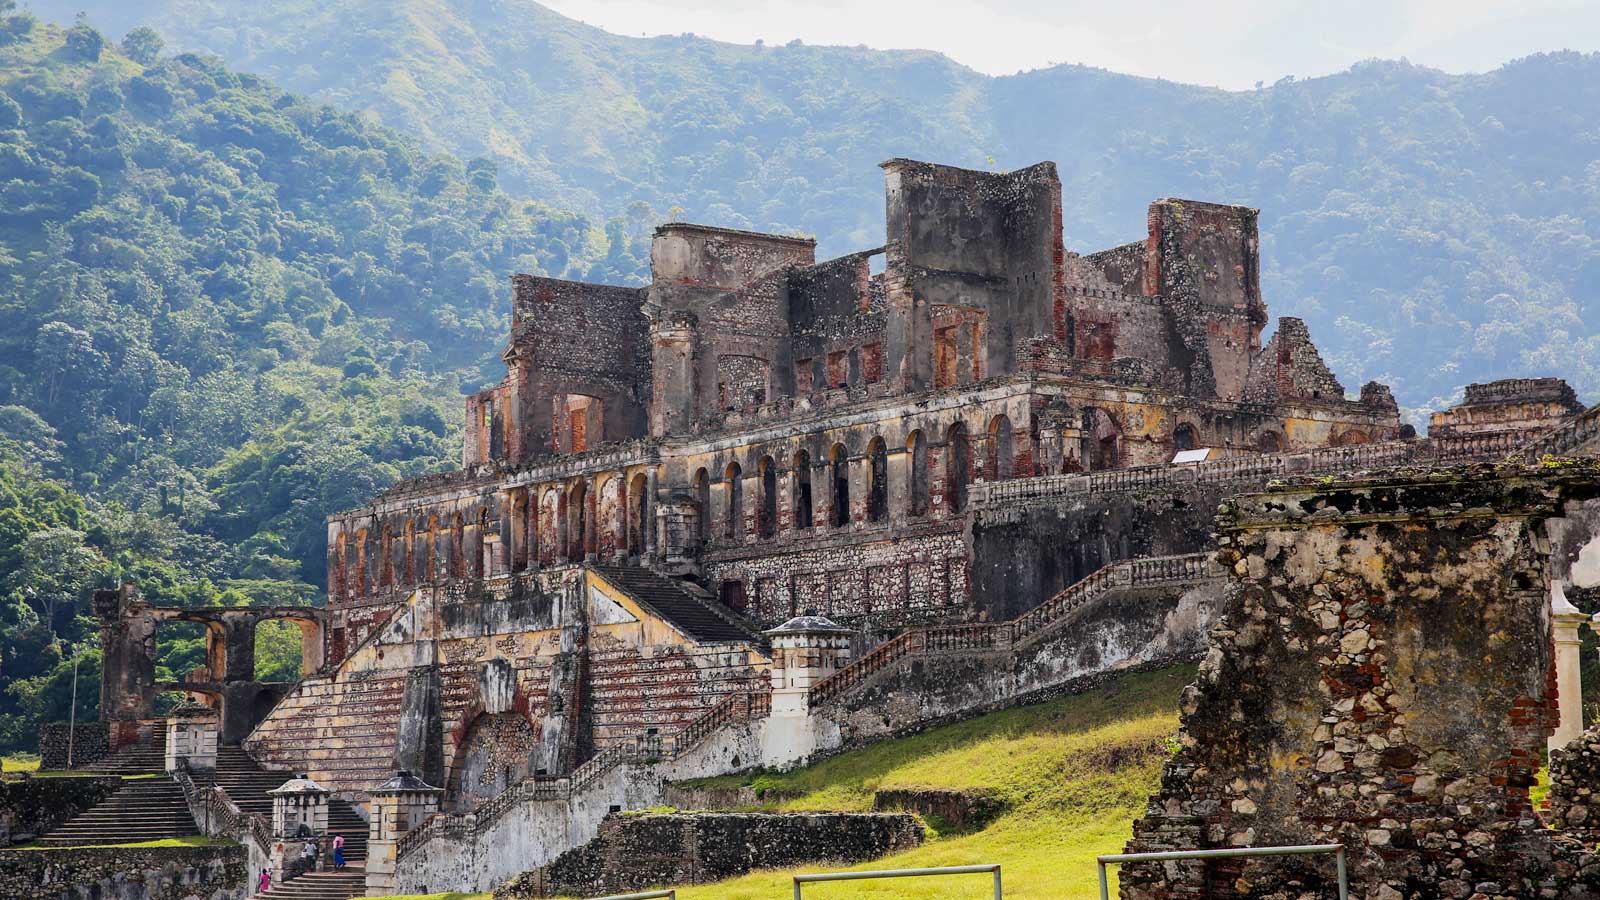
[545,0,1600,88]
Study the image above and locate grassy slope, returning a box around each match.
[373,663,1195,900]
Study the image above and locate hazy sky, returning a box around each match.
[543,0,1598,89]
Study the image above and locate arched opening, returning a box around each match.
[377,524,394,589]
[329,534,347,598]
[907,431,929,517]
[1257,431,1283,454]
[423,515,439,580]
[354,529,369,594]
[402,519,418,585]
[866,437,888,523]
[1083,408,1120,472]
[724,461,743,541]
[1172,423,1198,453]
[510,492,530,572]
[446,712,540,812]
[758,456,777,539]
[627,473,649,557]
[792,450,813,530]
[829,444,850,528]
[254,619,304,683]
[474,507,490,576]
[449,515,464,577]
[1331,429,1371,447]
[567,481,589,561]
[693,468,710,547]
[946,423,970,513]
[538,490,560,567]
[988,415,1014,481]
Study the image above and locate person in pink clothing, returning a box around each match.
[257,868,271,892]
[331,833,346,869]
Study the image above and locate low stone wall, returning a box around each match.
[39,723,112,770]
[873,788,1007,832]
[0,843,248,900]
[492,811,922,898]
[0,775,121,847]
[659,782,800,810]
[1549,723,1600,846]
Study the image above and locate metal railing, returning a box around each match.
[1096,845,1347,900]
[585,892,675,900]
[794,864,1002,899]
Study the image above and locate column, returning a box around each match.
[268,775,330,882]
[1551,581,1589,752]
[365,771,444,897]
[163,701,218,775]
[643,467,659,564]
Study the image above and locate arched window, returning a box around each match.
[907,431,929,517]
[693,468,710,547]
[724,462,743,540]
[829,443,850,528]
[1172,423,1198,453]
[758,456,777,539]
[627,473,649,557]
[866,438,888,523]
[474,507,490,576]
[1258,431,1283,454]
[988,415,1014,481]
[424,514,439,578]
[946,423,970,513]
[1083,408,1120,472]
[537,491,559,567]
[567,481,588,561]
[792,450,813,530]
[448,516,463,578]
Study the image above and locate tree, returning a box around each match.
[120,26,163,65]
[64,24,104,62]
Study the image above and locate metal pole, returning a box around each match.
[1098,860,1110,900]
[67,654,80,769]
[993,866,1002,900]
[1336,847,1348,900]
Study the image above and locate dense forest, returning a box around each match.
[0,10,650,748]
[30,0,1600,411]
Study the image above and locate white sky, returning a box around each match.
[543,0,1600,89]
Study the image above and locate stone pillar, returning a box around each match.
[268,775,330,882]
[1551,581,1589,752]
[761,615,854,765]
[365,770,444,898]
[164,701,218,775]
[643,467,659,564]
[95,583,157,724]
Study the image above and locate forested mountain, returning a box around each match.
[29,0,1600,411]
[0,11,651,748]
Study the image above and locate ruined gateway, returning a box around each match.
[84,158,1600,896]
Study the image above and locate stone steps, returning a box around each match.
[259,865,366,900]
[35,775,200,845]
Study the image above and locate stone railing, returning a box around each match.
[1508,406,1600,462]
[395,688,772,863]
[969,434,1547,513]
[173,763,272,854]
[808,553,1220,709]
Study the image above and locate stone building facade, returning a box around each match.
[323,158,1402,656]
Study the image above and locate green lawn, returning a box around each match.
[1,755,39,774]
[372,663,1193,900]
[9,835,232,851]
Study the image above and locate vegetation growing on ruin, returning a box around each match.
[369,665,1194,900]
[29,0,1600,410]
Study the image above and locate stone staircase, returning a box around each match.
[257,866,366,899]
[591,563,764,644]
[35,731,200,846]
[201,745,371,865]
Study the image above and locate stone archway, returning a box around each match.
[445,711,540,811]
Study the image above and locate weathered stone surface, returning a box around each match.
[1121,462,1600,900]
[0,775,121,847]
[0,843,247,900]
[490,811,921,898]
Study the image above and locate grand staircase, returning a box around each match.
[35,730,201,847]
[36,734,371,899]
[591,563,764,644]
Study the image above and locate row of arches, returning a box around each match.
[691,415,1018,546]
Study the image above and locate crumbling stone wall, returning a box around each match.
[1548,723,1600,848]
[491,811,922,899]
[1122,464,1600,900]
[0,775,121,847]
[38,723,111,771]
[0,843,248,900]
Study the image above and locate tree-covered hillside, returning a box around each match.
[0,9,653,750]
[31,0,1600,412]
